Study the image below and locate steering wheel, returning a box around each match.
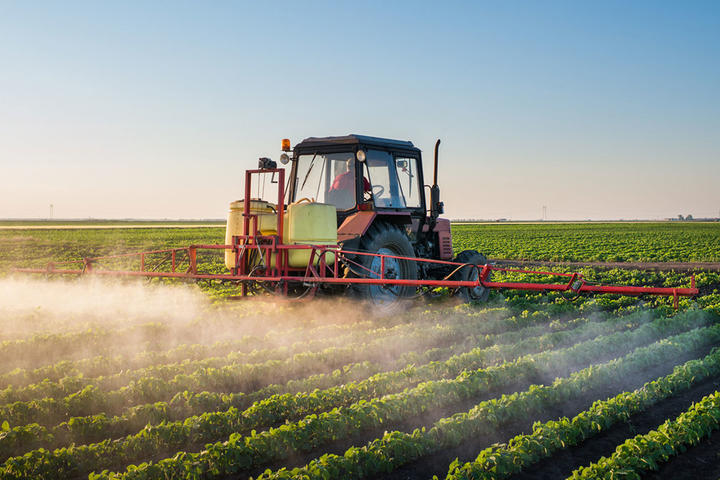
[294,197,314,204]
[372,184,385,197]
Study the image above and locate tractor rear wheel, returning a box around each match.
[453,250,491,302]
[349,222,418,309]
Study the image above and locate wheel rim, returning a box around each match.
[467,284,488,300]
[462,264,489,301]
[368,247,403,306]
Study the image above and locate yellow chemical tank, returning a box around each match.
[285,201,337,268]
[225,199,337,270]
[224,200,279,269]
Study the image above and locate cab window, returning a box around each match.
[365,150,421,209]
[394,157,421,208]
[294,152,357,210]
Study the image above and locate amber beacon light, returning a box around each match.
[281,138,291,151]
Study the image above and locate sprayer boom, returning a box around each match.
[14,244,698,309]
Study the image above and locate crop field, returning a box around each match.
[3,222,720,274]
[1,222,720,479]
[453,222,720,263]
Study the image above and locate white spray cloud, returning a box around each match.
[0,276,206,340]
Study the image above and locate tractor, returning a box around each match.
[224,134,487,307]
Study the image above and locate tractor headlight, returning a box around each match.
[279,153,290,165]
[356,150,366,162]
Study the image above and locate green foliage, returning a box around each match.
[444,347,720,479]
[242,316,720,480]
[452,222,720,262]
[0,227,225,275]
[569,390,720,479]
[0,312,539,427]
[1,223,719,479]
[17,310,709,480]
[0,311,638,469]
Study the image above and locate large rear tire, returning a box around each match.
[349,222,418,309]
[453,250,491,302]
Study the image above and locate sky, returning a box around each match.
[0,1,718,220]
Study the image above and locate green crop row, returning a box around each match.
[3,305,528,391]
[0,316,485,406]
[56,311,715,480]
[1,297,490,384]
[0,323,173,375]
[251,312,718,480]
[0,319,382,389]
[0,307,553,427]
[443,346,720,479]
[0,311,632,463]
[0,313,488,399]
[568,390,720,479]
[49,312,588,443]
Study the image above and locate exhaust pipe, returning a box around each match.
[430,139,443,222]
[433,139,440,186]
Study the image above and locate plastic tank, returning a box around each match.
[286,201,337,268]
[224,200,278,269]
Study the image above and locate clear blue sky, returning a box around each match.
[1,0,718,220]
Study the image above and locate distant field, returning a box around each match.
[454,222,720,263]
[0,227,225,273]
[0,219,224,228]
[2,222,720,274]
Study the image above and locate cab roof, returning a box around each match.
[294,134,419,153]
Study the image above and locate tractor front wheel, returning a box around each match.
[350,222,418,309]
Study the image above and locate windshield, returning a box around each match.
[294,152,357,210]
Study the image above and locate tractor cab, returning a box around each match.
[287,135,427,226]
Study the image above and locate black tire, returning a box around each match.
[348,222,418,309]
[453,250,491,302]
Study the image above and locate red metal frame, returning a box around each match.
[13,169,699,307]
[13,245,698,307]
